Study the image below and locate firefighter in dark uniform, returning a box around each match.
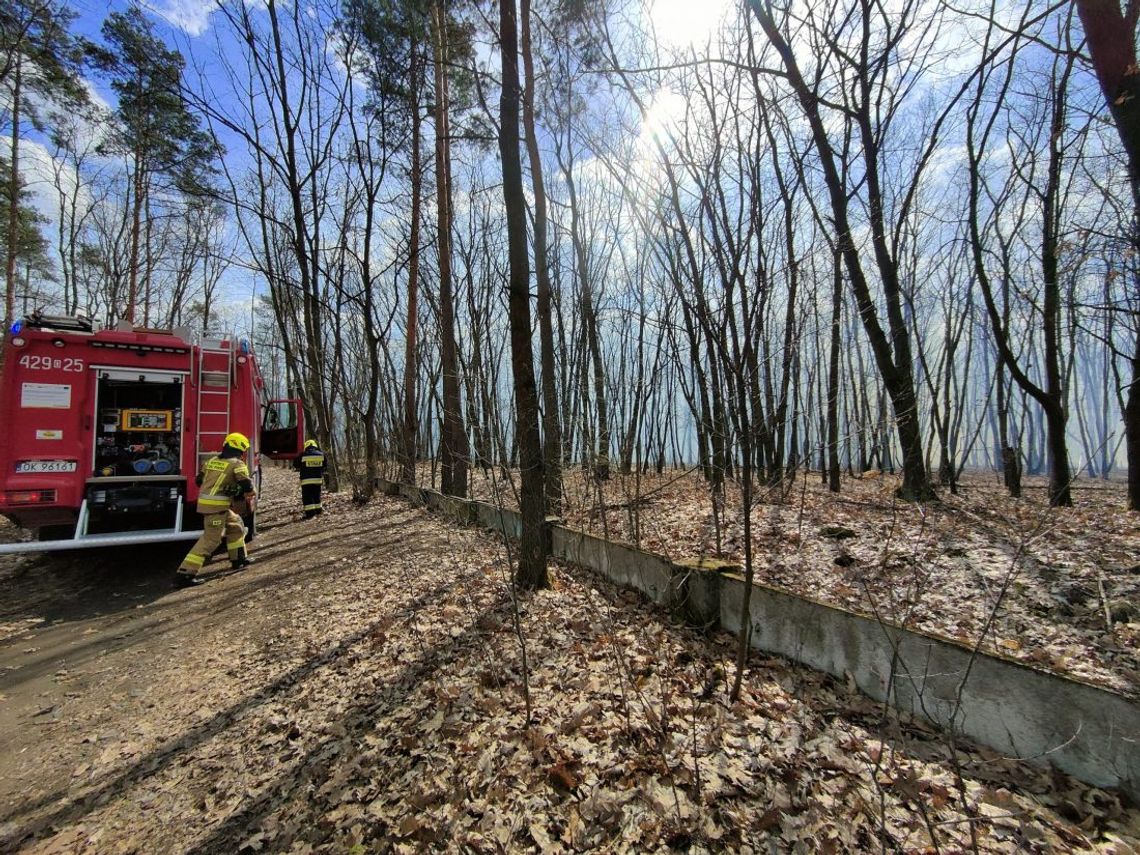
[295,439,325,518]
[175,432,256,587]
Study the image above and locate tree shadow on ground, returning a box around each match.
[0,542,192,625]
[2,568,512,849]
[0,514,416,696]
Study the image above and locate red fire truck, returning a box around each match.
[0,313,304,554]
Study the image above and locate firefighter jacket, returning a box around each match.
[295,447,326,486]
[195,454,254,514]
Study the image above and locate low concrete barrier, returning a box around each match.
[396,483,428,506]
[717,574,1139,796]
[672,558,736,628]
[551,526,674,606]
[471,500,521,539]
[427,491,476,525]
[375,478,1140,799]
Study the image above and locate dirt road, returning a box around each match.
[0,469,492,852]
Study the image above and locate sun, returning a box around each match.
[642,90,687,142]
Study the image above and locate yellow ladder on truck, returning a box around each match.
[195,337,233,466]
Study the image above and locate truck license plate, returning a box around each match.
[15,460,77,473]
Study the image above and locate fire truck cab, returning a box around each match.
[0,313,304,553]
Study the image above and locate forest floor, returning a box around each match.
[0,468,1137,852]
[407,463,1140,699]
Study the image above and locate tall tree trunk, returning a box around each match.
[563,156,609,481]
[432,0,468,497]
[4,58,20,367]
[1074,0,1140,510]
[499,0,547,589]
[1039,69,1074,505]
[1127,334,1140,508]
[142,191,153,326]
[402,38,423,485]
[355,146,382,502]
[521,0,563,514]
[827,251,842,492]
[127,152,143,324]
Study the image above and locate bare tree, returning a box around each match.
[432,0,470,497]
[499,0,548,588]
[744,0,942,500]
[191,0,351,487]
[404,31,425,485]
[1073,0,1140,509]
[521,0,564,514]
[964,8,1081,506]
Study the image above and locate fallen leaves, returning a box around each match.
[465,465,1140,697]
[546,758,581,794]
[0,467,1136,853]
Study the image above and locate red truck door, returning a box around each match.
[260,399,305,459]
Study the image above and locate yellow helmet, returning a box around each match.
[304,439,319,449]
[224,432,251,452]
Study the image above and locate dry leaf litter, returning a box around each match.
[431,464,1140,698]
[0,466,1135,853]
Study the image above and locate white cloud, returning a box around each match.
[80,78,113,115]
[0,71,108,232]
[648,0,732,51]
[20,140,65,213]
[14,139,90,263]
[53,79,115,155]
[144,0,218,37]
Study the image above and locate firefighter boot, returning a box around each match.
[173,572,203,589]
[231,548,255,570]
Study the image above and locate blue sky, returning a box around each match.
[12,1,262,328]
[30,0,733,317]
[65,0,735,108]
[70,0,218,42]
[68,0,230,99]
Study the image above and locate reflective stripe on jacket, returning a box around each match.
[196,456,251,513]
[296,449,325,485]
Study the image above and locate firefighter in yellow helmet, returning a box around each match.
[174,432,256,588]
[294,438,325,519]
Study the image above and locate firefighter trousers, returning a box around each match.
[178,510,247,575]
[301,482,323,517]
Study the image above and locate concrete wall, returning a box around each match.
[395,483,427,506]
[375,478,1140,799]
[551,526,674,606]
[717,574,1139,797]
[471,500,521,540]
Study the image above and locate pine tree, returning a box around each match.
[92,5,218,324]
[0,154,53,287]
[344,0,477,491]
[1,0,87,337]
